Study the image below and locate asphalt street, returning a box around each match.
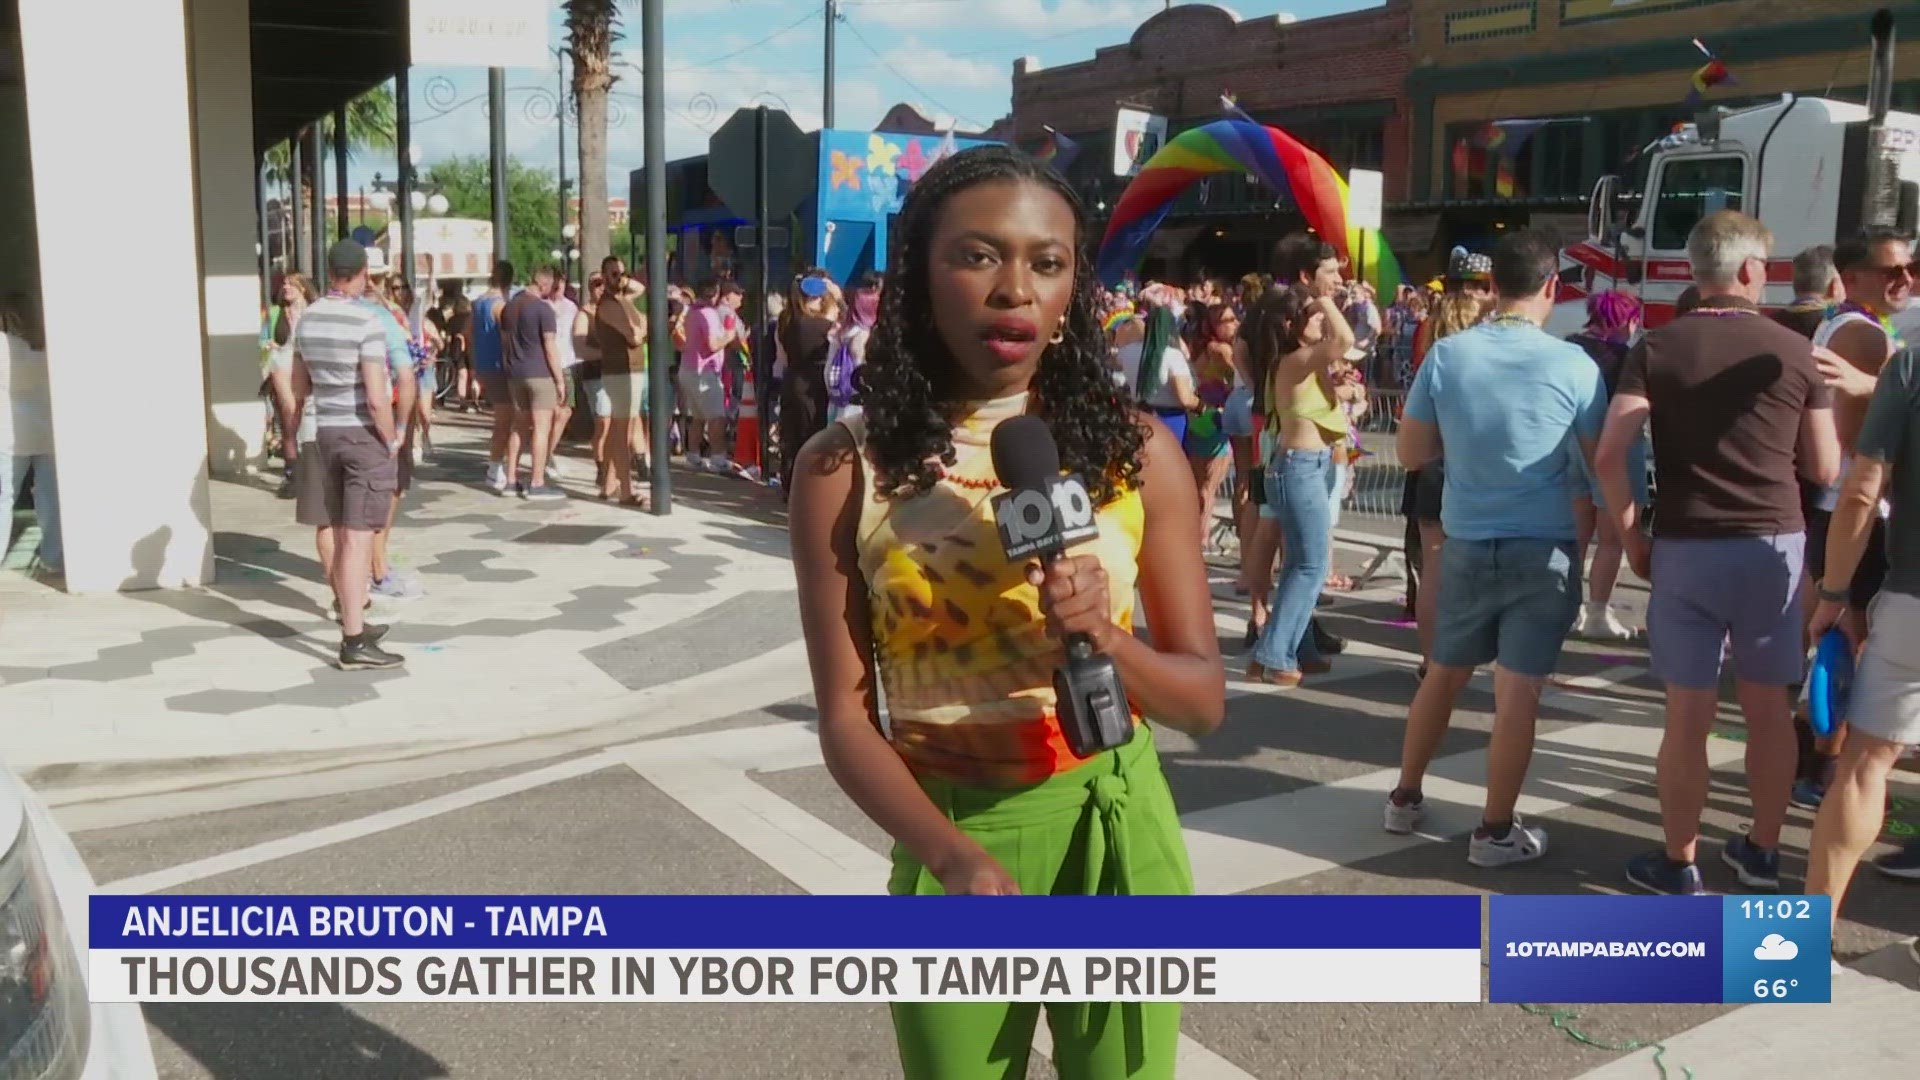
[57,514,1920,1080]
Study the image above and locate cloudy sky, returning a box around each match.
[375,0,1376,194]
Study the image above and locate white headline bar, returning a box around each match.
[92,949,1481,1004]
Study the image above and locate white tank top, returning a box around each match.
[1811,310,1891,518]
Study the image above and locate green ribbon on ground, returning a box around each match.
[1517,1003,1694,1080]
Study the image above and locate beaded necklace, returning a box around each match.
[1829,301,1905,348]
[1486,313,1539,329]
[937,468,999,491]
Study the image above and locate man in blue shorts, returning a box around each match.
[1386,228,1606,867]
[1600,211,1841,894]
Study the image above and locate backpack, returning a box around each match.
[826,330,863,410]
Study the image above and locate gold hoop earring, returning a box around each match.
[1049,329,1065,346]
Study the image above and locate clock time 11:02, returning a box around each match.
[1740,899,1813,919]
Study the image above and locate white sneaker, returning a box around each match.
[1573,602,1633,640]
[546,458,570,481]
[1467,816,1549,867]
[1384,794,1426,835]
[486,463,506,490]
[1595,605,1635,640]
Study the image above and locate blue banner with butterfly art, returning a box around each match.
[815,129,997,281]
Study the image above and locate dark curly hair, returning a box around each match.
[857,145,1145,505]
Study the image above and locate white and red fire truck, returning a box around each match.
[1553,9,1920,332]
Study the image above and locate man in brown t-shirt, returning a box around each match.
[1595,210,1842,896]
[592,255,649,505]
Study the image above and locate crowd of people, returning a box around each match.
[255,235,898,670]
[259,157,1917,943]
[778,145,1891,1075]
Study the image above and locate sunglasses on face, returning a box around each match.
[1865,263,1917,278]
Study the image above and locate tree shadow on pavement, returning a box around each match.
[145,1002,449,1080]
[658,467,787,530]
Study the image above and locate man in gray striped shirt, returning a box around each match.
[290,240,403,670]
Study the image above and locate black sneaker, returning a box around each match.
[1721,833,1781,892]
[338,637,404,670]
[1626,850,1707,895]
[1311,619,1346,655]
[1873,839,1920,880]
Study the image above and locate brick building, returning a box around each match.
[1409,0,1920,255]
[1010,2,1412,282]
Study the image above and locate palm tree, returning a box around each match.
[262,84,396,187]
[262,84,397,258]
[565,1,620,281]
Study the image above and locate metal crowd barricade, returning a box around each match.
[1346,386,1407,523]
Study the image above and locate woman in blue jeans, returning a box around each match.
[1249,288,1357,689]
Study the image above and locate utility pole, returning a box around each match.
[754,105,773,474]
[643,0,673,514]
[489,67,509,267]
[306,124,325,269]
[556,48,569,285]
[823,0,837,130]
[290,134,308,276]
[333,103,349,240]
[397,65,416,295]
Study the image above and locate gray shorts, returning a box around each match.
[1431,537,1582,678]
[294,427,396,531]
[679,368,726,421]
[1849,590,1920,745]
[1646,533,1805,689]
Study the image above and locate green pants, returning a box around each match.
[888,725,1193,1080]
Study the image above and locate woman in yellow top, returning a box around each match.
[1246,287,1357,689]
[787,146,1225,1080]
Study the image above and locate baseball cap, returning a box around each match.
[326,239,368,276]
[1447,246,1491,284]
[798,276,830,299]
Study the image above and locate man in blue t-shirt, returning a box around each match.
[1384,228,1606,869]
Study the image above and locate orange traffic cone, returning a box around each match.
[733,367,761,480]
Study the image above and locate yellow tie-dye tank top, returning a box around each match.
[842,393,1146,788]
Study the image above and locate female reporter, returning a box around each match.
[786,146,1225,1080]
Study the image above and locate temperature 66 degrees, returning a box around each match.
[1753,978,1801,998]
[1740,899,1812,919]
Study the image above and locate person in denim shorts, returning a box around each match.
[1387,229,1606,869]
[1805,342,1920,910]
[1601,211,1841,896]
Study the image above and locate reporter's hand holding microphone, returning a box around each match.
[1027,557,1116,654]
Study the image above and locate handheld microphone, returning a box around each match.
[988,416,1133,758]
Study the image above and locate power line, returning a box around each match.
[668,4,822,71]
[840,18,985,129]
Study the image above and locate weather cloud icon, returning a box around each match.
[1754,934,1800,961]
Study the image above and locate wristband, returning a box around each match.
[1815,581,1850,604]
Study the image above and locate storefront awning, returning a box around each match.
[249,0,406,153]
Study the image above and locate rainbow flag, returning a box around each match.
[1096,118,1403,298]
[1686,58,1734,105]
[1031,128,1080,172]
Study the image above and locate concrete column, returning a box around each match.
[17,0,214,591]
[189,0,269,477]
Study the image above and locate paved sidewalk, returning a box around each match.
[0,418,804,775]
